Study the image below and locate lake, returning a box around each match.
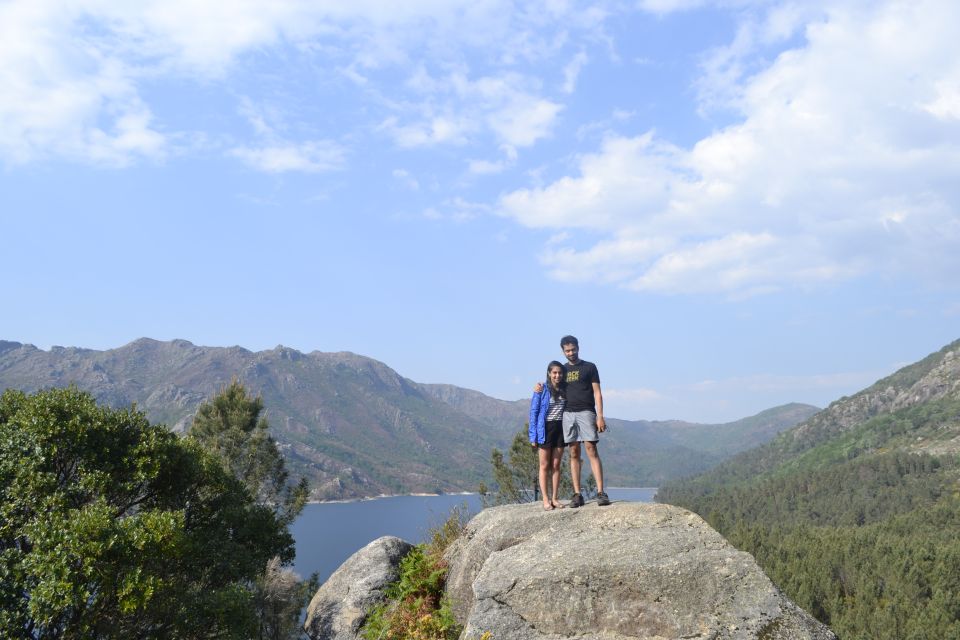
[290,487,657,581]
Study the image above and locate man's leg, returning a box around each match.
[583,441,604,493]
[562,412,583,506]
[569,443,582,495]
[584,441,610,505]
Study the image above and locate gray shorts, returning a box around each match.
[563,410,599,444]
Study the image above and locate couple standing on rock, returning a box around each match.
[529,335,609,511]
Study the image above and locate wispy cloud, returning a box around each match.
[230,141,345,173]
[562,51,589,94]
[686,370,886,395]
[604,366,888,422]
[380,70,564,151]
[604,387,663,402]
[392,169,420,190]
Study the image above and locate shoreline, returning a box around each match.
[307,491,478,505]
[306,487,657,505]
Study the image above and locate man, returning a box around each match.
[539,335,610,507]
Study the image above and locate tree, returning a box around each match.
[483,428,595,506]
[484,430,538,505]
[252,558,319,640]
[189,380,308,526]
[0,386,293,639]
[188,380,313,639]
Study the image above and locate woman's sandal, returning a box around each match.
[542,503,555,511]
[551,500,565,509]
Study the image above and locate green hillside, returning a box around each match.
[658,339,960,639]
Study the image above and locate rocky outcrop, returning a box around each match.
[304,501,835,640]
[444,502,835,640]
[303,536,413,640]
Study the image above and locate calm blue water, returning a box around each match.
[290,487,656,581]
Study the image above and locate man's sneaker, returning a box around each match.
[596,491,611,506]
[569,493,585,508]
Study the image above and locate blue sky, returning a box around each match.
[2,0,958,422]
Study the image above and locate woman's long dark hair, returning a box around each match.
[546,361,566,400]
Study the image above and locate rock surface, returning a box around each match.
[303,535,413,640]
[444,501,836,640]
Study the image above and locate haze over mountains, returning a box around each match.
[661,337,960,491]
[0,338,817,500]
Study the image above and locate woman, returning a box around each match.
[529,360,567,510]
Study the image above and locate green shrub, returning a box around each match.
[361,507,468,640]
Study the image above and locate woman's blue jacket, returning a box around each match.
[528,383,552,445]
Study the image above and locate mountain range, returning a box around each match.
[0,338,818,500]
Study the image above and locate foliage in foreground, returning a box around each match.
[252,557,319,640]
[0,386,293,639]
[190,380,316,640]
[660,443,960,639]
[360,506,470,640]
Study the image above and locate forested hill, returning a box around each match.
[658,338,960,639]
[0,338,815,500]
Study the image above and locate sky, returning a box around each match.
[2,0,959,423]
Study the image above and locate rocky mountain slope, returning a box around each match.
[0,338,816,500]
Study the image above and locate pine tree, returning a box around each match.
[189,380,314,639]
[189,379,308,525]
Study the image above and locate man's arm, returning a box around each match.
[593,381,606,432]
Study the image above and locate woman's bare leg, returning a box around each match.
[550,446,564,506]
[538,447,553,509]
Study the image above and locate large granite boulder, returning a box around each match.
[444,501,836,640]
[303,535,414,640]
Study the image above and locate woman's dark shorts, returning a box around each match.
[539,419,565,449]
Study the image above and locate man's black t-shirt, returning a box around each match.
[563,360,600,413]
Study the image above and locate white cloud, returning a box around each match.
[392,169,420,190]
[420,197,490,222]
[687,369,885,395]
[604,387,662,402]
[0,2,167,165]
[383,70,564,150]
[0,0,605,166]
[501,133,687,230]
[602,386,666,421]
[468,159,508,175]
[921,78,960,120]
[379,115,472,148]
[488,95,563,147]
[230,141,345,173]
[562,51,588,94]
[637,0,709,15]
[944,303,960,318]
[605,365,890,422]
[499,0,960,295]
